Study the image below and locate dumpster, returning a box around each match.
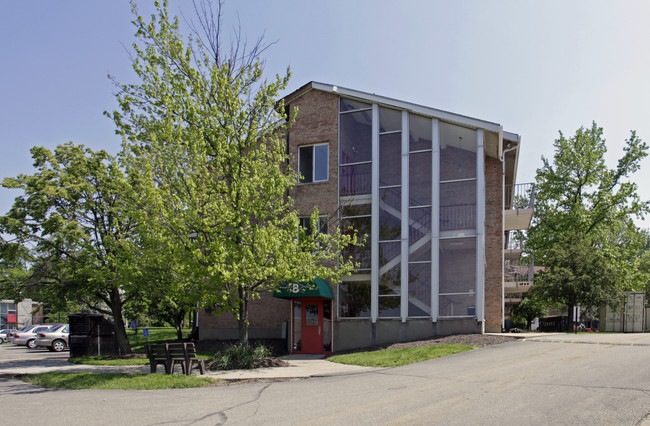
[68,313,119,357]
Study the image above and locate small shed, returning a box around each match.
[68,313,119,357]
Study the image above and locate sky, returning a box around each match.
[2,1,650,228]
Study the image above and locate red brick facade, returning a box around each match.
[484,156,504,332]
[288,90,339,221]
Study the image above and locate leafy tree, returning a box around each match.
[109,0,357,343]
[528,122,649,329]
[510,287,548,330]
[0,143,141,353]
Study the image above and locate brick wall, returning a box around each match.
[484,156,503,332]
[288,89,339,221]
[199,292,289,331]
[200,88,341,337]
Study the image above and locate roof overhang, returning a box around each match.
[273,278,334,300]
[501,132,521,187]
[282,80,521,167]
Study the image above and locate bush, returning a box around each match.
[209,343,271,370]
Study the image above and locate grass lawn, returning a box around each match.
[69,327,207,366]
[128,326,189,352]
[328,344,475,367]
[21,372,219,390]
[69,357,150,366]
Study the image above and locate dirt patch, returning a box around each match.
[384,334,518,350]
[254,357,290,368]
[327,334,519,357]
[98,353,147,360]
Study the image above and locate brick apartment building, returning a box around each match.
[199,82,534,353]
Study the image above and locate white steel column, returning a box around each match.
[400,111,409,322]
[476,130,486,325]
[431,118,440,321]
[371,104,380,323]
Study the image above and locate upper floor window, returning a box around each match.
[299,144,329,183]
[299,216,328,236]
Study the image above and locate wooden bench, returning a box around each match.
[145,342,206,376]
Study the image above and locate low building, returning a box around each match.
[1,299,41,328]
[199,82,534,353]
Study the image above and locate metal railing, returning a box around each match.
[504,230,525,250]
[504,259,534,284]
[505,183,535,210]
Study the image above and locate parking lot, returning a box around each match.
[0,341,68,360]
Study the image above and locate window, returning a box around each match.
[299,216,328,236]
[1,303,16,328]
[299,144,328,183]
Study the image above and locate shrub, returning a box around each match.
[209,343,272,370]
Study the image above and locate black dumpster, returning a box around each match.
[68,313,119,357]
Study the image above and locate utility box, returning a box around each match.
[68,313,119,357]
[599,292,646,333]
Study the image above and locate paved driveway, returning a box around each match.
[1,334,649,425]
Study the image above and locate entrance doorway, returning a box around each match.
[292,298,332,354]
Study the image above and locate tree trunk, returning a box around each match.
[567,303,574,333]
[238,286,249,345]
[109,287,132,354]
[189,309,199,341]
[175,320,183,340]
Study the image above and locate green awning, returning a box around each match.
[273,278,334,300]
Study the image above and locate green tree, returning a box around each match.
[528,122,649,329]
[510,287,548,330]
[109,1,357,343]
[0,143,141,353]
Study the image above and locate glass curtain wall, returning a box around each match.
[339,98,372,317]
[408,114,433,316]
[439,123,477,317]
[378,107,402,317]
[338,97,480,321]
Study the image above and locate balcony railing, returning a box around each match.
[504,259,533,282]
[505,183,535,210]
[504,230,525,250]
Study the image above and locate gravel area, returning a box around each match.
[327,333,519,357]
[382,334,519,350]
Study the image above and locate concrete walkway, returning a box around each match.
[207,354,379,380]
[0,352,378,379]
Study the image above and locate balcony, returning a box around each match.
[504,259,534,294]
[504,183,534,231]
[504,231,524,260]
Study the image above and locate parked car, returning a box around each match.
[0,328,17,344]
[34,324,70,352]
[6,324,38,344]
[12,324,62,349]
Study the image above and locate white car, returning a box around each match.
[35,324,70,352]
[12,324,62,349]
[0,328,17,343]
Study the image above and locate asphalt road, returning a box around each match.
[1,336,649,425]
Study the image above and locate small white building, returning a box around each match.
[1,299,40,328]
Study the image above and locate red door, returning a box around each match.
[292,299,332,354]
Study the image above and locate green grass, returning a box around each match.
[328,344,475,367]
[21,372,219,390]
[128,327,189,352]
[69,357,150,366]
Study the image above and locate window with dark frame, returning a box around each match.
[299,144,328,183]
[299,216,328,236]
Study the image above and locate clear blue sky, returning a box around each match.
[2,1,649,228]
